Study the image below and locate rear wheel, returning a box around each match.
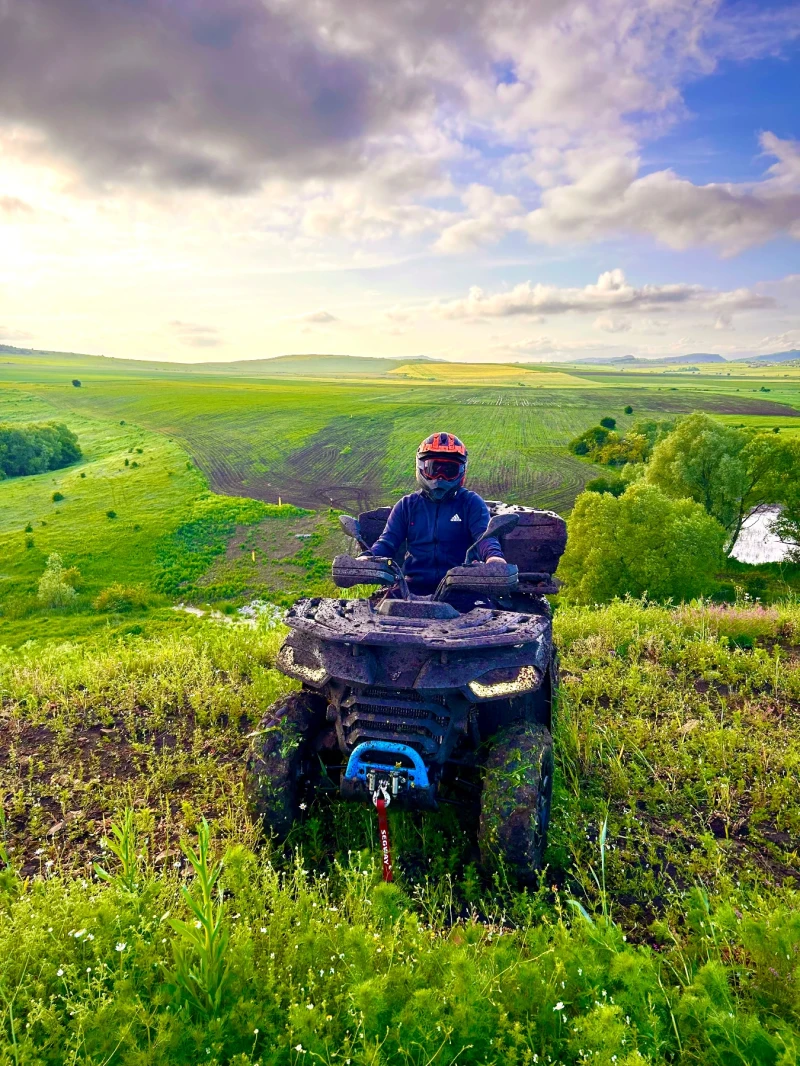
[478,721,553,885]
[246,690,325,838]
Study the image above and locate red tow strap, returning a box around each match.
[375,796,393,882]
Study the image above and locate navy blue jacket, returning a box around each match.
[367,489,504,594]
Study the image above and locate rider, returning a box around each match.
[360,432,506,595]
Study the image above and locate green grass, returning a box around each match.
[0,388,205,618]
[1,600,799,1062]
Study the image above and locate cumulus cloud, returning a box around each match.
[170,320,222,348]
[432,269,775,321]
[298,310,339,325]
[434,186,523,254]
[520,135,800,255]
[0,195,34,217]
[594,315,631,334]
[1,0,799,271]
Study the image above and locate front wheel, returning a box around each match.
[478,721,553,885]
[246,689,325,838]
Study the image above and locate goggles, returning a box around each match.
[419,456,465,481]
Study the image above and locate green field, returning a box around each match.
[3,349,800,644]
[4,350,800,517]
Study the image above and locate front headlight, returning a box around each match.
[277,644,328,685]
[468,664,541,700]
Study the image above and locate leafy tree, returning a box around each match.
[72,379,81,388]
[599,416,617,429]
[558,482,726,604]
[624,405,633,414]
[645,412,800,555]
[568,425,612,456]
[584,475,626,497]
[0,422,81,478]
[37,553,77,608]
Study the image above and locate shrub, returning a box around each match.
[558,482,726,604]
[72,379,81,387]
[106,510,117,519]
[93,583,150,612]
[37,553,77,608]
[0,421,82,478]
[62,566,82,590]
[624,404,633,414]
[569,419,674,467]
[584,475,626,497]
[52,490,64,502]
[80,471,86,478]
[24,523,32,532]
[599,416,617,429]
[25,536,34,550]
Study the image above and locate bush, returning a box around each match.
[37,553,77,608]
[0,421,82,478]
[599,416,617,429]
[624,404,633,414]
[72,379,81,387]
[558,482,727,604]
[106,510,117,519]
[584,475,626,497]
[52,490,64,502]
[569,418,674,467]
[93,583,150,612]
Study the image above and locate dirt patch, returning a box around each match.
[0,713,251,877]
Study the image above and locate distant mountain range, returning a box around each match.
[573,349,800,367]
[741,349,800,364]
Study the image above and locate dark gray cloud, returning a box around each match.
[170,320,221,347]
[0,0,440,193]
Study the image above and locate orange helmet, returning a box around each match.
[416,433,468,500]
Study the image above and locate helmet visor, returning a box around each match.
[420,456,465,482]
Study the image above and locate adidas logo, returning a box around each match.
[450,514,462,522]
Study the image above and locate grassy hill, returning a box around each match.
[0,600,798,1063]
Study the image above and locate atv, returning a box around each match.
[246,502,567,885]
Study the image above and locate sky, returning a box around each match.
[1,0,799,364]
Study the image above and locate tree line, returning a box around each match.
[560,411,800,604]
[0,421,82,479]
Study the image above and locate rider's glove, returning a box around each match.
[485,556,506,565]
[357,551,374,560]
